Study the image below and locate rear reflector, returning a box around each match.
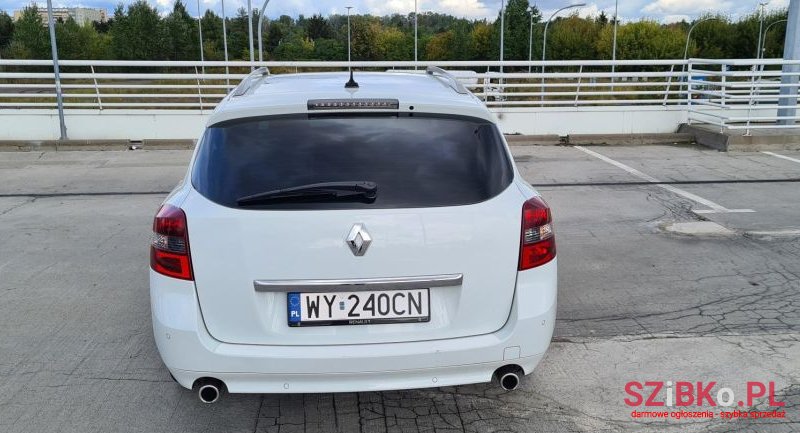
[307,98,399,110]
[150,205,193,280]
[518,196,556,271]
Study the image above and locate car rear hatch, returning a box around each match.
[184,112,523,345]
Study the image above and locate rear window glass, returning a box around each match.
[192,114,513,210]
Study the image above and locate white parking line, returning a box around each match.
[573,146,755,214]
[762,151,800,164]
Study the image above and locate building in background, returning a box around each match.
[12,7,107,25]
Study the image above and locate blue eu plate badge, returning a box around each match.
[287,292,302,325]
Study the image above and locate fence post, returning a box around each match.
[745,63,758,136]
[574,64,583,107]
[663,64,675,106]
[483,66,489,102]
[686,60,693,125]
[195,66,204,113]
[720,64,727,108]
[90,65,103,110]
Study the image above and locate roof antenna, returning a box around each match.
[345,69,359,89]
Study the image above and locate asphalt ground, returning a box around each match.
[0,145,798,433]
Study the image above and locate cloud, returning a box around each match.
[661,14,690,23]
[2,0,792,22]
[357,0,490,18]
[641,0,732,15]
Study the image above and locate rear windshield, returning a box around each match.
[192,113,513,210]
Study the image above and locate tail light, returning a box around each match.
[150,205,193,280]
[518,196,556,271]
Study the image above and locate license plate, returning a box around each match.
[287,289,430,327]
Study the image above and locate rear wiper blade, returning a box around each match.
[237,181,377,205]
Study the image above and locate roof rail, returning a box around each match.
[425,66,469,94]
[231,67,270,97]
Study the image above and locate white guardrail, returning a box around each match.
[0,59,689,109]
[0,58,797,136]
[687,58,800,133]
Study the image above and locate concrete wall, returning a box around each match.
[0,106,771,140]
[0,110,211,141]
[495,106,688,135]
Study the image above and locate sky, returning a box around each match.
[1,0,792,23]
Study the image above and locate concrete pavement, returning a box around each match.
[0,145,798,432]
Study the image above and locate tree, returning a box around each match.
[548,15,601,60]
[110,1,164,60]
[596,11,608,26]
[425,30,454,60]
[54,17,111,59]
[274,33,315,60]
[596,20,684,60]
[306,14,332,40]
[689,15,731,58]
[348,16,381,61]
[0,11,13,53]
[469,22,494,60]
[375,26,411,60]
[163,0,198,61]
[200,10,225,60]
[227,8,252,59]
[8,6,49,59]
[495,0,539,60]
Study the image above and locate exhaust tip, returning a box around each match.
[198,384,220,403]
[499,372,520,391]
[195,378,225,404]
[494,365,524,391]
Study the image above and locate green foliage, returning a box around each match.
[596,20,684,60]
[548,14,601,60]
[496,0,540,60]
[163,0,198,61]
[0,11,13,52]
[0,5,791,62]
[54,17,111,59]
[305,14,332,40]
[109,0,164,60]
[9,5,49,59]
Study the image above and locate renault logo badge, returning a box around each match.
[346,223,372,256]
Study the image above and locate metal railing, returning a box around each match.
[687,58,800,134]
[1,58,797,132]
[0,59,689,112]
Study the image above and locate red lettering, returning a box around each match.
[624,382,643,406]
[676,381,694,406]
[747,382,766,406]
[645,381,665,407]
[696,381,716,406]
[768,382,785,407]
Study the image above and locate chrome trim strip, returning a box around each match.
[254,274,463,293]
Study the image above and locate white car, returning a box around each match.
[150,67,557,403]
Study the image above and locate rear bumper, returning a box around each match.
[150,259,557,393]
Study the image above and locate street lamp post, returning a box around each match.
[346,6,353,71]
[528,7,535,73]
[611,0,618,82]
[45,0,67,140]
[257,0,271,62]
[760,19,787,58]
[247,0,254,66]
[756,2,769,58]
[221,0,229,87]
[499,0,505,77]
[197,0,204,74]
[414,0,418,69]
[542,3,586,101]
[683,17,720,62]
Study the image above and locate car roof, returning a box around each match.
[207,71,494,126]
